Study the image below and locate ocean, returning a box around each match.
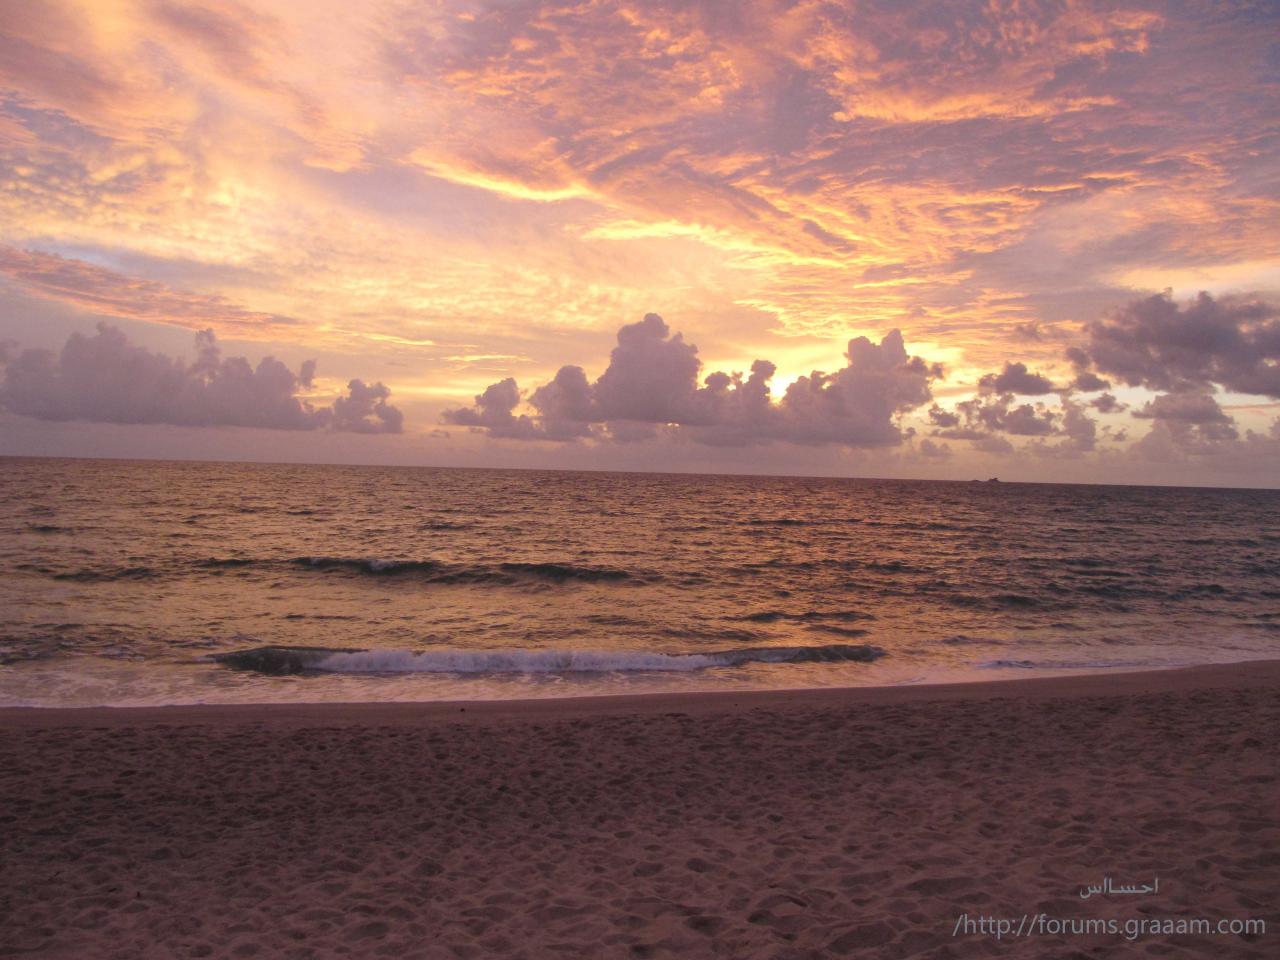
[2,457,1277,706]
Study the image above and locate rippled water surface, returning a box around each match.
[2,457,1278,705]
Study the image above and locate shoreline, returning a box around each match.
[3,658,1277,728]
[4,658,1276,958]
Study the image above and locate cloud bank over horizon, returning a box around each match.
[0,324,402,434]
[445,313,940,447]
[441,293,1280,473]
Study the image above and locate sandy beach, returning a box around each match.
[2,663,1276,959]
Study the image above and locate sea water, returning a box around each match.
[2,457,1277,705]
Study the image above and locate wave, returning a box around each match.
[293,556,444,575]
[290,557,638,584]
[741,609,875,624]
[214,643,887,676]
[50,566,156,582]
[498,562,632,582]
[804,623,871,638]
[934,591,1049,611]
[22,555,644,587]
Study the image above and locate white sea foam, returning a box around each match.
[213,643,886,676]
[318,645,884,673]
[314,649,729,673]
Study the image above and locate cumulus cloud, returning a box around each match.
[934,288,1280,459]
[593,314,700,424]
[1133,391,1238,441]
[978,361,1055,395]
[929,386,1104,456]
[927,404,960,428]
[439,378,536,439]
[937,393,1059,438]
[528,365,597,440]
[1070,291,1280,398]
[1122,389,1280,464]
[918,437,951,459]
[330,379,404,434]
[0,324,402,433]
[971,433,1014,455]
[929,358,1068,453]
[443,313,941,448]
[1032,396,1098,456]
[1090,392,1126,414]
[1072,371,1111,392]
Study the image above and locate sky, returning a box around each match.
[1,0,1278,486]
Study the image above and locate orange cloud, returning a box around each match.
[0,246,297,334]
[1,0,1278,479]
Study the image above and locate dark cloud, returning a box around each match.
[929,387,1097,455]
[593,314,701,424]
[1072,371,1110,392]
[1002,403,1058,436]
[330,379,404,434]
[0,324,402,433]
[1072,291,1280,398]
[950,393,1058,437]
[1133,391,1231,425]
[931,427,990,442]
[767,330,938,446]
[1052,397,1098,453]
[1090,392,1126,414]
[1124,389,1265,462]
[971,434,1014,455]
[979,361,1055,395]
[1133,391,1239,442]
[1129,408,1280,468]
[527,365,596,440]
[441,378,537,439]
[1011,322,1045,342]
[917,437,951,459]
[927,404,960,428]
[943,289,1280,458]
[442,313,941,448]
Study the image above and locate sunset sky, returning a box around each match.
[1,0,1278,485]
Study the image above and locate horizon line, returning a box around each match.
[2,452,1276,494]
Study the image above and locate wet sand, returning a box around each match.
[2,662,1277,958]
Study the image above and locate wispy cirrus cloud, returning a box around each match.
[0,246,297,334]
[4,2,1276,357]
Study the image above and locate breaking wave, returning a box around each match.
[214,643,887,676]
